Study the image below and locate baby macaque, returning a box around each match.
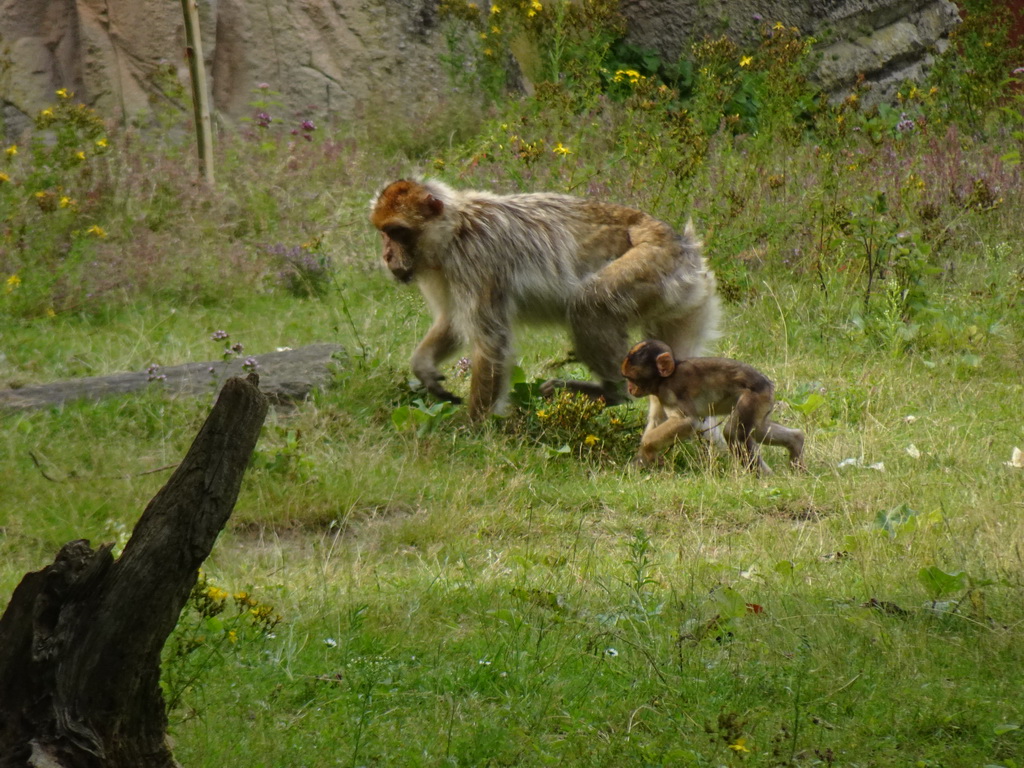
[621,339,805,474]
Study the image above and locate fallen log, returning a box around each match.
[0,343,343,411]
[0,374,269,768]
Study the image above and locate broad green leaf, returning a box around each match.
[918,566,966,598]
[875,503,918,537]
[786,391,826,415]
[712,587,748,620]
[774,559,796,576]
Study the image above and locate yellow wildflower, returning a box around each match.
[729,737,750,753]
[75,151,86,161]
[56,88,70,99]
[536,409,549,420]
[46,307,56,318]
[96,137,108,148]
[491,24,500,33]
[204,586,229,602]
[5,274,21,293]
[480,31,487,39]
[552,142,571,156]
[0,172,9,183]
[59,196,75,209]
[740,55,753,67]
[490,2,500,12]
[40,108,54,119]
[228,630,238,644]
[584,434,599,446]
[4,145,16,157]
[86,224,107,238]
[773,21,784,30]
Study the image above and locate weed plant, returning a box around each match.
[2,0,1024,765]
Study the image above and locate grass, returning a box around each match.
[3,4,1024,765]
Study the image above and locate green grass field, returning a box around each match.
[2,4,1024,765]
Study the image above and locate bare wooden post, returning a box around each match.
[181,0,215,185]
[0,375,268,767]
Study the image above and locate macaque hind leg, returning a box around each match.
[755,421,806,470]
[723,397,773,475]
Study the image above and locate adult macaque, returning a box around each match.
[369,178,720,422]
[621,339,805,474]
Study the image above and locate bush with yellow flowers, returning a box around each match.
[503,385,642,463]
[0,89,113,317]
[161,572,282,717]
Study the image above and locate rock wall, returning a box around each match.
[0,0,450,139]
[620,0,961,105]
[0,0,960,139]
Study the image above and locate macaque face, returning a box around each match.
[621,340,675,398]
[370,180,445,284]
[379,226,415,283]
[623,375,653,398]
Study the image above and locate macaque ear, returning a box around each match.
[425,195,444,217]
[655,351,675,378]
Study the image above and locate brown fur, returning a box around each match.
[370,179,721,422]
[622,339,805,474]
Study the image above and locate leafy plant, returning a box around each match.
[392,398,460,435]
[162,573,281,717]
[917,565,966,601]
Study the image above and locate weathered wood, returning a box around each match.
[181,0,214,185]
[0,343,342,411]
[0,374,269,768]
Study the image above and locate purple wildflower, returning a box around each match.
[255,112,272,128]
[211,329,229,341]
[242,356,260,372]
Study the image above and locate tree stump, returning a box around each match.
[0,374,269,768]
